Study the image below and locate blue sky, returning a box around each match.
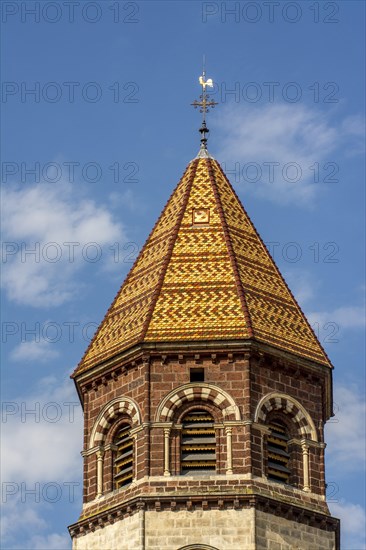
[1,1,365,548]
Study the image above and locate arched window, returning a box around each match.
[181,409,216,475]
[113,423,133,489]
[267,420,291,484]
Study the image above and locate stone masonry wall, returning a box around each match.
[72,507,337,550]
[145,508,255,550]
[255,509,336,550]
[72,511,141,550]
[72,508,255,550]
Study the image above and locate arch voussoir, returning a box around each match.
[254,392,318,442]
[89,397,141,449]
[156,383,241,423]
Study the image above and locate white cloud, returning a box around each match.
[283,269,317,307]
[1,375,82,548]
[1,181,126,307]
[325,385,366,470]
[341,114,365,137]
[1,376,83,482]
[28,533,71,550]
[278,268,365,334]
[341,115,366,157]
[308,305,365,330]
[213,103,363,205]
[1,496,72,549]
[108,189,140,212]
[10,340,60,362]
[329,500,366,550]
[1,500,47,541]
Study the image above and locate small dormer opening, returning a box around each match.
[190,368,205,382]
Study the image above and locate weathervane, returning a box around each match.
[191,59,218,150]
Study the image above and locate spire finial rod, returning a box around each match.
[191,57,218,150]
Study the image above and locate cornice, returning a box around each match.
[68,492,340,539]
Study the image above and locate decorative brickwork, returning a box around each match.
[255,392,318,441]
[89,397,141,447]
[156,383,241,423]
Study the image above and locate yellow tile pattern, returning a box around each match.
[145,160,248,341]
[74,157,330,376]
[211,160,330,366]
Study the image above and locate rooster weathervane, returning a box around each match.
[191,59,218,149]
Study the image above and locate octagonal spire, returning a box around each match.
[73,157,331,378]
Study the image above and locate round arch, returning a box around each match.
[178,546,220,550]
[89,396,141,449]
[254,392,318,441]
[155,383,241,422]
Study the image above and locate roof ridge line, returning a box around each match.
[215,160,332,369]
[74,160,198,376]
[205,159,255,338]
[140,159,200,340]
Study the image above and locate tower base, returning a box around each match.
[70,494,340,550]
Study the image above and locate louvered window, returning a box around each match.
[267,421,291,483]
[181,409,216,475]
[113,423,133,489]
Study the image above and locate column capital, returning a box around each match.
[96,448,104,460]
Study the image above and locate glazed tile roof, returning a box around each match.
[73,157,331,376]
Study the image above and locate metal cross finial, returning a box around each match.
[191,60,218,149]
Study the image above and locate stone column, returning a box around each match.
[132,434,138,482]
[164,428,171,476]
[96,448,104,498]
[225,426,233,475]
[253,423,271,477]
[302,440,310,492]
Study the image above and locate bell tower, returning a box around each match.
[69,72,340,550]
